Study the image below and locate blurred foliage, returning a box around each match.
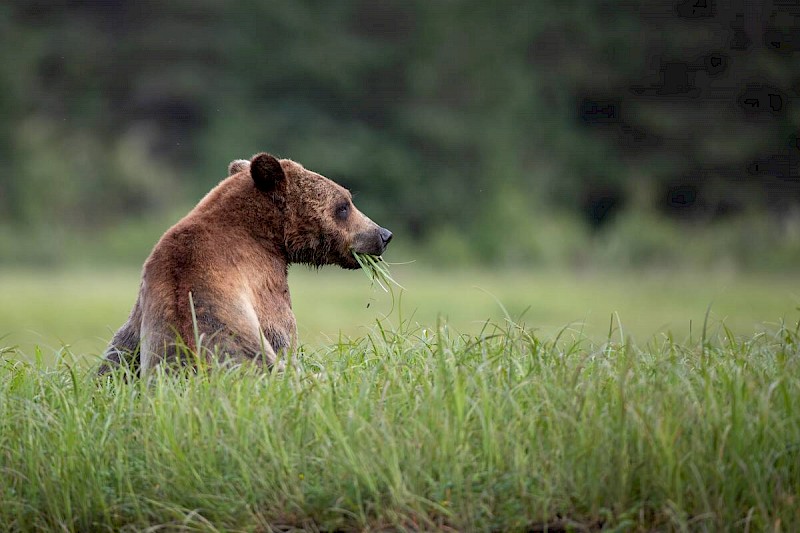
[0,1,798,268]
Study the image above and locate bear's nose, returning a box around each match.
[379,227,393,246]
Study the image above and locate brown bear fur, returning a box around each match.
[99,152,392,374]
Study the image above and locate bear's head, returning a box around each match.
[235,152,392,269]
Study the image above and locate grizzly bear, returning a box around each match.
[98,152,392,374]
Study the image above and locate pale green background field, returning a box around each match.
[1,266,797,364]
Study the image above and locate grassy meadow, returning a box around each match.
[1,308,800,530]
[0,266,797,363]
[1,266,799,530]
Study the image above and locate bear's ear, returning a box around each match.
[228,159,250,176]
[249,152,285,192]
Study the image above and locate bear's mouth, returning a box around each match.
[345,226,391,270]
[341,250,372,270]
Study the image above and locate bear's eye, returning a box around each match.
[335,202,350,221]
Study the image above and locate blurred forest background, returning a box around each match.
[1,0,800,270]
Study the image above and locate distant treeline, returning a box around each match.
[1,1,799,263]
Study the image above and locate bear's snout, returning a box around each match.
[351,225,392,258]
[379,227,393,248]
[374,226,393,255]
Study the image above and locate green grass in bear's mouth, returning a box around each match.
[352,252,403,292]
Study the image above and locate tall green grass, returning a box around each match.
[1,318,799,531]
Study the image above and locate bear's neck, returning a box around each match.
[193,174,289,262]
